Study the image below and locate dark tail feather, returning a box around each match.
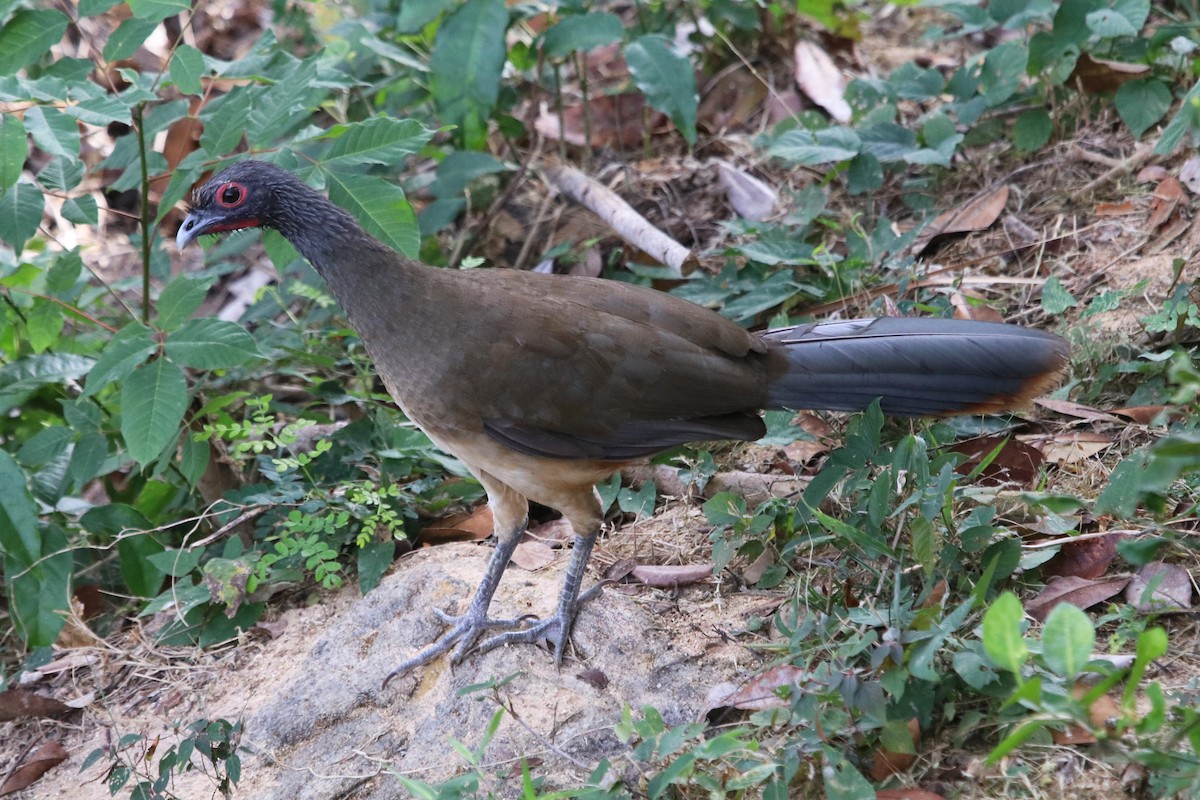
[762,317,1069,416]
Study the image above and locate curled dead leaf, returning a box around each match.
[715,161,777,221]
[510,540,557,572]
[0,740,69,794]
[911,185,1009,255]
[1027,574,1131,622]
[630,563,713,587]
[422,505,493,544]
[793,40,851,123]
[1125,561,1193,612]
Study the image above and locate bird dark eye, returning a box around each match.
[216,182,247,208]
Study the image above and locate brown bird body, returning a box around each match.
[178,160,1069,683]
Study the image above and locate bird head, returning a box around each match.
[176,160,293,250]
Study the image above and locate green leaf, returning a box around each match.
[821,746,874,800]
[980,41,1028,106]
[199,90,251,155]
[62,194,99,224]
[23,106,80,161]
[326,173,419,257]
[647,753,695,800]
[27,298,64,353]
[165,318,260,368]
[103,17,159,62]
[1116,78,1171,138]
[170,43,205,95]
[1013,108,1052,152]
[0,9,69,75]
[358,539,395,594]
[1040,602,1094,679]
[0,113,26,191]
[987,719,1046,765]
[617,481,655,519]
[0,181,44,253]
[320,117,434,168]
[6,523,71,647]
[1040,275,1078,315]
[147,547,201,577]
[121,358,189,466]
[247,57,322,147]
[626,35,697,147]
[982,591,1029,674]
[82,321,157,397]
[542,12,624,59]
[768,127,861,165]
[429,0,508,129]
[119,533,167,597]
[127,0,189,23]
[428,150,508,199]
[0,450,39,565]
[37,155,84,191]
[1085,8,1136,36]
[156,275,211,331]
[0,353,95,413]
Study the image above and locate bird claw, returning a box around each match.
[382,608,535,688]
[473,582,607,666]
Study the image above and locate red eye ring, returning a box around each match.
[216,181,248,208]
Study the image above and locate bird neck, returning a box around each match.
[274,191,390,277]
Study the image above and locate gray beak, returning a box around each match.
[176,211,204,250]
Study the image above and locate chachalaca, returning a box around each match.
[177,160,1069,685]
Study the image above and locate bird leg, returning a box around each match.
[472,529,603,665]
[383,528,533,687]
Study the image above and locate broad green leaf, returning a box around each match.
[154,149,207,224]
[987,719,1046,765]
[67,432,108,488]
[982,591,1029,674]
[62,194,99,225]
[103,17,159,62]
[1116,78,1170,138]
[626,35,697,147]
[156,275,211,331]
[147,547,201,577]
[1041,275,1078,315]
[18,426,73,468]
[199,90,251,155]
[121,358,189,466]
[247,56,323,147]
[821,747,874,800]
[396,0,456,33]
[1086,8,1136,36]
[0,113,26,191]
[429,0,508,128]
[857,121,917,162]
[6,523,71,647]
[358,539,395,594]
[0,181,44,253]
[26,298,64,353]
[980,40,1027,106]
[36,155,84,191]
[119,533,167,597]
[428,150,508,199]
[326,173,419,257]
[82,321,156,397]
[0,450,39,564]
[0,9,69,75]
[170,43,205,96]
[768,127,861,165]
[1040,602,1094,679]
[1013,108,1053,152]
[24,106,80,160]
[542,12,623,59]
[0,353,95,413]
[321,117,434,168]
[127,0,189,23]
[68,92,132,126]
[165,318,260,368]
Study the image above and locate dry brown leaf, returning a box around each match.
[1024,431,1113,465]
[1125,561,1193,612]
[1094,200,1138,216]
[630,563,713,588]
[711,665,805,711]
[1136,165,1169,183]
[1148,177,1184,229]
[1069,53,1149,93]
[510,541,556,572]
[534,94,666,148]
[699,65,768,132]
[912,185,1009,255]
[1110,405,1179,425]
[1034,398,1122,423]
[715,161,777,221]
[0,688,72,722]
[603,557,637,581]
[782,413,836,464]
[576,667,609,690]
[741,548,775,585]
[950,293,1006,323]
[0,740,69,794]
[421,506,493,544]
[869,718,921,780]
[1044,533,1121,580]
[1027,575,1131,622]
[524,518,574,546]
[949,436,1044,488]
[793,40,851,123]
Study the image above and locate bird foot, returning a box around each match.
[382,607,536,688]
[471,582,607,667]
